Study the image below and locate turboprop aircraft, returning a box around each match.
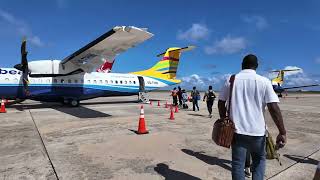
[0,26,194,106]
[271,69,319,97]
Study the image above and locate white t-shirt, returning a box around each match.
[219,69,279,136]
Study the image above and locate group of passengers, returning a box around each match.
[171,85,216,118]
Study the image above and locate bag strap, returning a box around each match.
[227,74,236,116]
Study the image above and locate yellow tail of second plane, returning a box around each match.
[131,46,195,83]
[271,69,301,85]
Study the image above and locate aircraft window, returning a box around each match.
[115,80,118,84]
[129,81,132,84]
[87,80,91,83]
[61,79,64,83]
[154,81,158,84]
[110,80,113,84]
[68,79,72,83]
[74,80,78,83]
[124,81,127,84]
[120,80,123,84]
[93,80,97,84]
[54,79,57,83]
[105,80,108,84]
[99,80,103,84]
[133,81,136,84]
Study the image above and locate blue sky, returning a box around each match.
[0,0,319,90]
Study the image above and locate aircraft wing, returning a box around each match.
[283,84,320,90]
[61,26,153,72]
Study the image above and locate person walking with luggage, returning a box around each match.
[218,54,287,180]
[171,87,178,106]
[191,86,200,111]
[203,85,216,118]
[181,89,188,109]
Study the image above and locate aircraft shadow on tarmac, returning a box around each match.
[181,149,232,171]
[154,163,201,180]
[11,102,112,118]
[283,154,318,165]
[52,106,112,118]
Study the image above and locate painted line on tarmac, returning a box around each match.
[28,110,60,180]
[267,147,320,179]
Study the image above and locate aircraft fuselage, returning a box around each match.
[0,68,173,103]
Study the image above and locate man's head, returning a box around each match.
[242,54,258,70]
[178,86,181,90]
[173,87,176,90]
[209,85,212,90]
[193,86,196,90]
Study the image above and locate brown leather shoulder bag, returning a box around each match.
[212,75,236,148]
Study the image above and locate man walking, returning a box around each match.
[203,85,216,118]
[171,87,178,106]
[191,86,200,111]
[218,54,287,180]
[177,86,183,107]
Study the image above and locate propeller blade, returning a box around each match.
[20,38,30,96]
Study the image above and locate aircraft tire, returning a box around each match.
[69,99,80,107]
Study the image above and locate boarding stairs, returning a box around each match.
[139,91,150,104]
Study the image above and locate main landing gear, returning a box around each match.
[62,98,80,107]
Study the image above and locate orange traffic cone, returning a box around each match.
[169,108,175,120]
[137,105,148,134]
[165,101,168,108]
[158,101,160,107]
[175,105,179,113]
[0,99,7,113]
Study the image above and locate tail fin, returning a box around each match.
[132,46,195,81]
[271,69,301,85]
[96,58,115,73]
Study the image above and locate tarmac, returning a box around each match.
[0,92,319,180]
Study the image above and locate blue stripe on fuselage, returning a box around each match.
[0,83,159,101]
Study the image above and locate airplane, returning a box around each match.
[271,69,319,97]
[0,26,194,107]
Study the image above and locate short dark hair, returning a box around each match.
[193,86,196,90]
[209,85,212,90]
[242,54,258,70]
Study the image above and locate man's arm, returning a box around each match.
[218,100,227,119]
[267,102,287,148]
[203,92,207,101]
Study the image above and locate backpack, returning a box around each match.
[208,91,215,101]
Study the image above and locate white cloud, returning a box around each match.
[242,15,268,30]
[205,36,247,55]
[177,23,210,42]
[180,73,231,90]
[0,9,45,47]
[315,57,320,64]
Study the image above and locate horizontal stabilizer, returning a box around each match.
[156,46,195,57]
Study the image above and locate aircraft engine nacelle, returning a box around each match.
[28,60,82,76]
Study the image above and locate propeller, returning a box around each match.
[14,38,30,96]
